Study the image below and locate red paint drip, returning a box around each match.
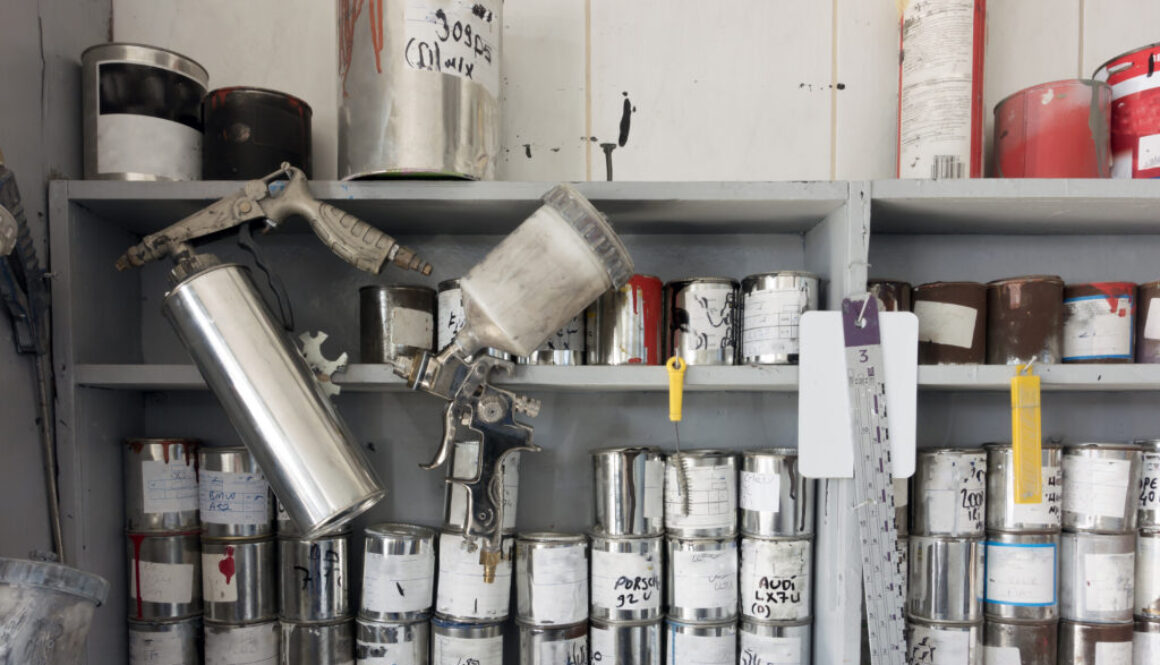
[369,0,385,74]
[219,546,236,585]
[338,0,366,98]
[1090,282,1135,315]
[128,533,146,619]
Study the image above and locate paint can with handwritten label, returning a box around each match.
[868,279,913,313]
[985,443,1062,533]
[355,616,429,665]
[444,442,519,534]
[125,438,200,533]
[129,617,202,665]
[277,498,346,539]
[436,279,511,360]
[202,87,313,180]
[982,531,1059,621]
[1136,282,1160,363]
[519,313,585,366]
[664,450,737,538]
[517,621,588,665]
[126,532,202,620]
[431,616,504,665]
[665,537,738,622]
[982,618,1056,665]
[587,274,664,366]
[739,618,810,665]
[1060,531,1135,623]
[665,619,735,665]
[1062,443,1142,532]
[360,523,435,622]
[993,80,1112,178]
[739,449,814,538]
[360,285,435,364]
[280,618,354,664]
[663,279,739,366]
[1093,43,1160,178]
[1062,282,1136,363]
[435,530,513,622]
[588,535,663,622]
[739,537,811,623]
[279,533,350,622]
[908,536,984,623]
[905,618,982,665]
[914,282,987,365]
[738,272,818,365]
[911,448,987,537]
[1138,439,1160,528]
[1136,529,1160,619]
[199,447,272,539]
[1058,619,1132,665]
[592,446,665,537]
[985,276,1065,365]
[201,537,276,624]
[204,619,278,665]
[589,618,660,665]
[1136,618,1160,665]
[515,533,588,626]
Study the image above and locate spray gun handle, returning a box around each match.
[303,200,431,276]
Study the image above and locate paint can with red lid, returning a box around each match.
[993,79,1111,178]
[202,87,312,179]
[1094,43,1160,178]
[1062,282,1136,363]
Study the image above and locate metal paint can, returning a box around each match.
[516,532,588,626]
[740,449,815,538]
[914,282,988,365]
[202,537,277,623]
[1136,618,1160,665]
[517,621,588,665]
[360,285,436,364]
[738,271,819,365]
[519,313,585,366]
[588,535,663,622]
[591,446,665,537]
[665,537,738,622]
[1062,443,1142,532]
[983,532,1058,621]
[665,619,735,665]
[1093,43,1160,178]
[431,616,504,665]
[1137,529,1160,619]
[739,537,811,623]
[911,448,987,538]
[279,533,351,622]
[905,618,982,665]
[664,450,737,538]
[205,619,279,665]
[355,617,429,665]
[281,619,355,665]
[587,275,664,366]
[81,43,207,181]
[360,523,436,622]
[985,276,1065,365]
[435,279,510,359]
[199,446,273,539]
[868,279,913,312]
[126,532,202,620]
[1060,531,1135,623]
[1063,282,1137,363]
[663,278,739,366]
[435,530,513,622]
[1058,619,1133,665]
[444,441,519,534]
[993,80,1112,178]
[589,618,660,665]
[1136,281,1160,363]
[907,536,984,623]
[738,618,810,665]
[129,617,202,665]
[125,438,200,533]
[984,443,1062,533]
[982,618,1056,665]
[202,87,312,180]
[1139,439,1160,528]
[277,498,345,539]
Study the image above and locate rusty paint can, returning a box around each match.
[588,535,663,623]
[1059,531,1135,623]
[1057,620,1132,665]
[1136,618,1160,665]
[1137,529,1160,620]
[914,282,987,365]
[908,535,984,623]
[911,448,987,538]
[868,279,913,312]
[1063,282,1136,363]
[664,619,736,665]
[982,618,1056,665]
[982,532,1059,621]
[129,617,202,665]
[1138,439,1160,528]
[201,87,312,179]
[201,537,277,624]
[126,531,202,620]
[1093,43,1160,178]
[905,618,983,664]
[984,443,1062,533]
[591,446,665,537]
[666,537,738,622]
[985,276,1064,365]
[1137,281,1160,363]
[1062,443,1142,532]
[663,278,739,366]
[204,620,279,665]
[125,438,200,533]
[587,275,664,366]
[739,537,811,622]
[993,79,1112,178]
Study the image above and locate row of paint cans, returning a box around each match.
[131,620,283,665]
[435,530,514,622]
[993,79,1113,178]
[279,531,351,623]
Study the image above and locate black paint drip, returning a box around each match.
[618,96,633,147]
[523,143,532,158]
[600,143,616,181]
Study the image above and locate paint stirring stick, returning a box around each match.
[666,356,692,515]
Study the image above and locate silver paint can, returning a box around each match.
[911,448,987,537]
[199,446,273,539]
[126,532,202,620]
[1135,618,1160,665]
[445,440,519,534]
[738,271,819,365]
[279,533,350,622]
[1057,620,1132,665]
[665,537,738,622]
[905,618,982,665]
[1136,528,1160,620]
[277,498,346,539]
[204,619,279,665]
[591,447,665,537]
[586,274,664,366]
[589,535,662,622]
[907,535,984,623]
[129,617,202,665]
[981,618,1056,665]
[664,450,737,538]
[359,285,436,364]
[517,621,588,665]
[1062,443,1142,533]
[588,618,660,665]
[519,313,585,366]
[431,616,504,665]
[739,449,815,538]
[1136,439,1160,529]
[435,279,510,360]
[663,278,739,366]
[984,443,1062,533]
[738,618,810,665]
[516,532,588,626]
[983,532,1058,621]
[281,619,355,665]
[739,537,811,623]
[664,619,736,665]
[202,537,277,624]
[360,523,436,622]
[125,438,200,533]
[1060,531,1135,623]
[355,617,429,665]
[435,530,513,622]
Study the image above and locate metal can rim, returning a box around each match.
[355,615,430,627]
[1064,442,1142,452]
[437,279,462,292]
[359,284,436,296]
[431,614,506,629]
[738,617,812,629]
[665,277,740,287]
[516,531,586,544]
[741,270,820,284]
[743,447,799,458]
[591,445,663,456]
[364,522,436,540]
[986,275,1065,287]
[1093,42,1160,79]
[125,437,200,446]
[914,281,986,291]
[905,615,981,629]
[204,86,312,113]
[664,617,736,628]
[917,447,986,455]
[739,534,814,544]
[590,617,662,629]
[1132,438,1160,448]
[983,441,1062,450]
[81,42,209,83]
[587,533,663,544]
[665,449,737,459]
[667,536,738,547]
[280,617,353,629]
[128,617,203,628]
[993,80,1109,111]
[201,535,273,545]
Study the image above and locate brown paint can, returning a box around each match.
[868,279,913,312]
[1137,281,1160,363]
[986,275,1064,365]
[1062,282,1136,363]
[914,282,987,364]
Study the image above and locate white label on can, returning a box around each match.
[742,288,809,358]
[983,541,1055,606]
[1095,640,1132,665]
[1063,295,1134,360]
[538,636,588,665]
[665,464,736,530]
[740,471,780,513]
[202,551,239,603]
[1135,630,1160,665]
[1139,134,1160,171]
[437,289,465,350]
[644,459,665,519]
[130,627,190,664]
[982,646,1020,665]
[448,444,518,530]
[436,534,512,619]
[739,633,800,665]
[591,549,661,612]
[1084,552,1135,612]
[679,288,735,352]
[97,113,201,180]
[671,629,734,665]
[1011,465,1061,527]
[391,307,434,350]
[530,546,588,624]
[1137,535,1160,615]
[1063,457,1131,519]
[590,624,615,664]
[1145,298,1160,340]
[913,301,977,349]
[673,548,737,611]
[921,453,985,534]
[362,550,435,614]
[205,624,277,665]
[199,469,269,525]
[402,0,501,100]
[741,538,810,621]
[907,622,970,665]
[1141,452,1160,509]
[433,633,503,665]
[141,459,198,515]
[130,561,195,604]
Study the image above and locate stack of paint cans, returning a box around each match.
[516,533,590,665]
[664,450,737,665]
[590,447,665,665]
[907,448,986,662]
[433,528,511,665]
[981,443,1062,664]
[1059,443,1142,662]
[738,449,815,665]
[125,438,203,664]
[587,275,664,365]
[357,524,435,665]
[1137,439,1160,663]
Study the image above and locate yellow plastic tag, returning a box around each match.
[1011,363,1042,503]
[666,357,686,423]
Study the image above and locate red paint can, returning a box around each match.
[586,274,663,365]
[993,80,1111,177]
[1094,43,1160,178]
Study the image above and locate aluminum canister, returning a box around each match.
[985,443,1062,533]
[1136,281,1160,363]
[665,537,738,622]
[517,621,588,665]
[1139,439,1160,528]
[993,80,1112,178]
[355,617,429,665]
[740,449,814,538]
[906,618,982,665]
[199,446,273,539]
[982,618,1056,665]
[202,537,276,623]
[587,274,664,366]
[665,619,735,665]
[663,278,739,366]
[985,276,1065,365]
[739,537,811,623]
[127,532,202,620]
[1057,620,1132,665]
[739,618,810,665]
[435,531,513,622]
[1060,531,1135,623]
[664,450,737,538]
[445,442,519,534]
[983,532,1059,621]
[338,0,501,180]
[205,619,279,665]
[591,446,665,537]
[360,523,436,622]
[516,532,588,626]
[279,533,350,622]
[908,536,984,623]
[589,618,660,665]
[202,87,312,180]
[163,263,385,537]
[1136,618,1160,665]
[589,535,662,622]
[277,499,345,539]
[435,279,509,360]
[82,43,207,181]
[125,438,200,533]
[431,616,504,665]
[1063,282,1136,363]
[280,619,354,665]
[738,271,819,365]
[360,285,436,364]
[1137,529,1160,619]
[129,617,202,665]
[914,282,987,365]
[1093,43,1160,178]
[911,448,987,537]
[868,279,913,312]
[1062,443,1142,532]
[519,313,585,366]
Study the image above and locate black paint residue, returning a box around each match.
[471,4,494,22]
[618,94,633,147]
[600,142,616,181]
[836,82,846,90]
[523,143,532,158]
[550,147,560,153]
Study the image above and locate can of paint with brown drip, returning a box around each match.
[868,279,912,312]
[985,275,1064,365]
[1062,282,1136,363]
[913,282,987,364]
[1136,281,1160,363]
